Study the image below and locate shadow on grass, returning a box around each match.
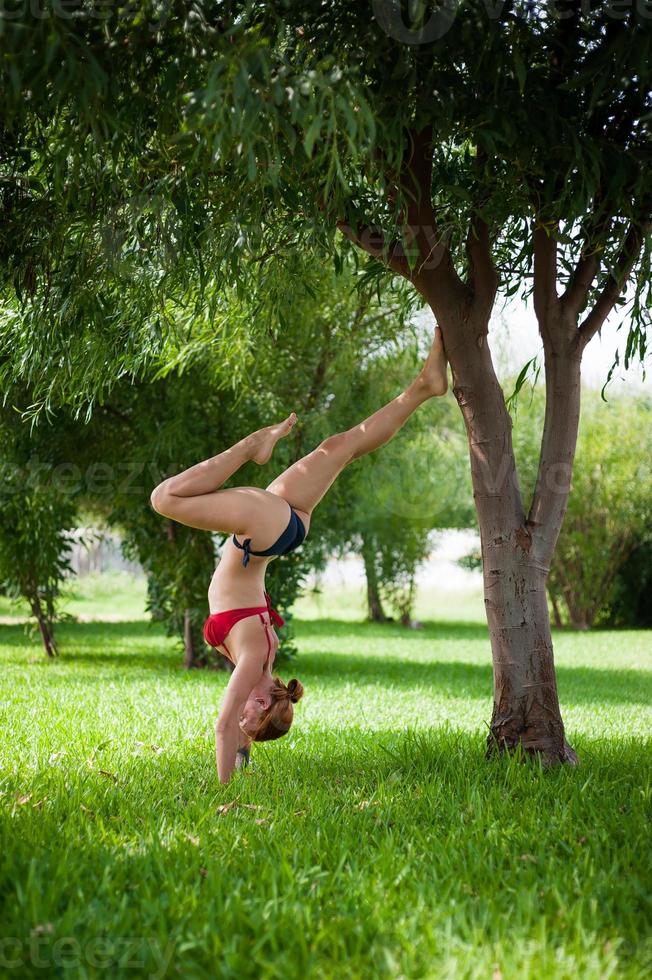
[0,620,180,674]
[250,724,652,787]
[297,653,652,706]
[3,618,651,708]
[294,616,490,644]
[35,726,652,821]
[0,619,161,645]
[18,725,652,822]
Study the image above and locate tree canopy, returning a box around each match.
[1,2,650,414]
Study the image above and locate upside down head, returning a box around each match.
[239,676,304,743]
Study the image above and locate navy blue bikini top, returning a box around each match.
[233,508,306,567]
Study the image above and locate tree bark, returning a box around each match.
[361,541,389,623]
[424,297,577,765]
[183,609,207,670]
[183,609,194,668]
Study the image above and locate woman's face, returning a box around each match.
[239,694,268,736]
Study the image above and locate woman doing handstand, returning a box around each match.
[150,328,448,782]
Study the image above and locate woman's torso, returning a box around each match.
[207,541,279,666]
[208,538,272,613]
[207,495,310,661]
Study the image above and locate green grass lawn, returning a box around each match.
[1,581,651,978]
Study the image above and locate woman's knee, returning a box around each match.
[319,432,353,461]
[150,483,172,515]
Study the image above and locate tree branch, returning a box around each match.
[466,214,499,310]
[400,127,436,266]
[577,221,647,347]
[532,222,560,331]
[528,353,582,569]
[397,126,469,304]
[337,126,468,308]
[560,248,601,318]
[528,219,585,564]
[559,186,613,318]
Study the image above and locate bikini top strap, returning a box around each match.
[233,533,284,567]
[232,535,252,567]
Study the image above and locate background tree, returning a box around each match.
[548,395,652,630]
[0,404,78,656]
[603,536,652,629]
[101,380,222,669]
[136,257,421,655]
[1,258,435,663]
[1,3,650,761]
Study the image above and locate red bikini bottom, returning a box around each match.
[203,591,284,664]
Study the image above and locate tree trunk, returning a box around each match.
[563,590,590,630]
[427,301,577,765]
[30,594,57,658]
[361,541,389,622]
[183,609,198,669]
[570,613,590,631]
[183,609,219,669]
[483,560,576,761]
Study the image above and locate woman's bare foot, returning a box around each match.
[247,413,298,465]
[416,326,448,397]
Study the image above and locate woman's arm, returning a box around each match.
[214,656,264,784]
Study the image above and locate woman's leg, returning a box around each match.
[150,414,298,534]
[266,329,447,521]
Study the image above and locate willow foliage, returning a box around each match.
[1,1,650,414]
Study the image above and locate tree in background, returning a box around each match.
[355,425,474,625]
[96,377,235,669]
[0,408,78,656]
[1,4,650,761]
[603,537,652,629]
[128,259,419,660]
[550,396,652,630]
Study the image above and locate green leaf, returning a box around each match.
[506,357,538,413]
[303,116,322,159]
[513,50,527,94]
